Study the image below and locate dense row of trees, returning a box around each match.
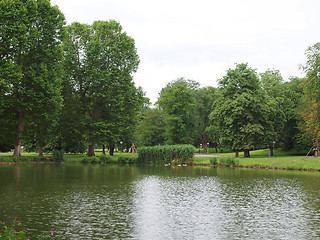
[135,62,310,157]
[1,1,320,158]
[0,0,145,157]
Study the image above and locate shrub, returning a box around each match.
[118,156,136,164]
[219,157,238,167]
[32,155,47,162]
[210,157,218,166]
[0,218,54,239]
[52,150,64,162]
[81,156,99,163]
[99,154,113,163]
[137,144,194,164]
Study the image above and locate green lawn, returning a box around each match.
[194,149,320,170]
[2,148,320,171]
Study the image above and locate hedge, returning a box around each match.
[137,144,194,164]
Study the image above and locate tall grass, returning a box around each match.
[137,145,194,164]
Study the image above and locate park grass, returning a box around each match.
[2,148,320,171]
[194,149,320,170]
[0,151,138,163]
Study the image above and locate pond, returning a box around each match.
[1,164,320,239]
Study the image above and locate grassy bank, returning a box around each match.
[1,149,319,171]
[0,152,137,163]
[194,149,320,170]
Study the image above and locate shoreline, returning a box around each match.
[1,161,320,172]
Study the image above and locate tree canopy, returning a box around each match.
[62,20,141,156]
[211,63,272,157]
[0,0,65,157]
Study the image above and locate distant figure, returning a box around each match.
[199,149,201,154]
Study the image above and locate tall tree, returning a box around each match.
[260,69,286,155]
[299,43,320,143]
[63,20,140,156]
[0,0,65,157]
[157,78,199,145]
[135,107,166,147]
[195,87,217,153]
[281,77,304,150]
[211,63,270,157]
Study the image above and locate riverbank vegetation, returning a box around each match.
[1,1,320,166]
[2,148,320,171]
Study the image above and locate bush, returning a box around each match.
[118,156,137,164]
[0,218,54,239]
[52,150,64,162]
[99,154,113,163]
[210,157,218,166]
[137,144,194,164]
[219,157,238,167]
[32,155,47,162]
[81,156,99,163]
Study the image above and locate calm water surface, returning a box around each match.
[1,164,320,239]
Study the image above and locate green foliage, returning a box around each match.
[134,108,166,147]
[99,154,114,163]
[117,156,136,164]
[219,157,238,167]
[210,63,272,157]
[0,0,66,157]
[0,218,54,239]
[157,78,199,145]
[63,20,141,156]
[209,157,218,165]
[195,87,217,152]
[299,42,320,141]
[0,218,29,240]
[81,156,99,163]
[137,144,194,164]
[52,150,65,162]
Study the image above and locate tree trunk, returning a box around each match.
[244,149,250,158]
[202,134,207,154]
[39,143,43,156]
[13,112,26,158]
[102,145,106,155]
[235,150,239,158]
[87,144,95,156]
[269,147,274,157]
[109,146,114,156]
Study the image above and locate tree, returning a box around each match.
[281,77,304,150]
[260,69,286,155]
[299,43,320,144]
[0,0,65,157]
[63,20,140,156]
[210,63,270,157]
[135,107,166,147]
[157,78,199,145]
[195,87,217,153]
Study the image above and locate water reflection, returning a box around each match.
[0,165,320,239]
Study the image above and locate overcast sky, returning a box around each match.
[51,0,320,104]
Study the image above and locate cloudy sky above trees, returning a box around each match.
[51,0,320,103]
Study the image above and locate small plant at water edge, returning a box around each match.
[118,156,136,164]
[52,150,64,162]
[0,218,56,239]
[99,154,113,163]
[219,157,238,167]
[210,157,218,166]
[81,156,99,163]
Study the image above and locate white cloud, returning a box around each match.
[51,0,320,103]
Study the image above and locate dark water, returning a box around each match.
[1,164,320,239]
